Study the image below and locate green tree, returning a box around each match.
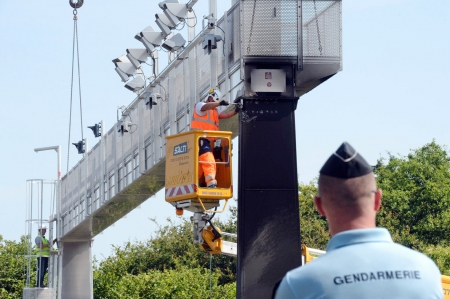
[93,210,237,298]
[421,245,450,276]
[298,181,328,250]
[94,266,235,299]
[0,235,32,299]
[375,141,450,248]
[374,141,450,274]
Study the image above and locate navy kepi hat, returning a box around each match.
[320,142,373,179]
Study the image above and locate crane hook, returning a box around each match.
[69,0,84,9]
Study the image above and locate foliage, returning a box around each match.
[0,235,33,299]
[374,141,450,249]
[94,266,235,299]
[93,208,237,298]
[421,244,450,276]
[298,181,329,250]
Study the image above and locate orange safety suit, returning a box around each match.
[191,103,219,187]
[190,103,219,131]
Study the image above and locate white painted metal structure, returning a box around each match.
[23,180,58,299]
[26,1,342,297]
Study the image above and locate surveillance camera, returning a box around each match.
[150,93,162,102]
[117,120,131,134]
[144,92,160,110]
[202,34,222,55]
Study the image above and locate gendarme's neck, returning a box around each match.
[328,216,376,237]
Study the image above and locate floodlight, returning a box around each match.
[114,67,129,82]
[135,26,163,53]
[202,34,223,55]
[72,140,86,154]
[163,10,181,28]
[88,123,102,138]
[159,1,180,28]
[162,33,186,52]
[126,48,149,69]
[165,1,189,18]
[124,75,145,92]
[158,0,177,10]
[159,0,188,27]
[186,0,198,11]
[155,14,174,37]
[112,55,137,82]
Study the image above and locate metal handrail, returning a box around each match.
[198,197,229,213]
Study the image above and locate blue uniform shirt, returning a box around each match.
[275,228,443,299]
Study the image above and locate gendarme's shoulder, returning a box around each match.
[389,242,441,267]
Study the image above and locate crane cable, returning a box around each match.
[313,0,323,56]
[246,0,257,54]
[67,1,85,173]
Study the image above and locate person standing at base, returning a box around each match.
[190,88,238,188]
[274,142,443,299]
[35,224,57,288]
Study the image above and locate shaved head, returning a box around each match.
[314,142,382,235]
[315,172,381,235]
[318,172,377,208]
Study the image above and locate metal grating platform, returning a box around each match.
[241,0,298,57]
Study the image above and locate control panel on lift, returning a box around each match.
[165,130,233,213]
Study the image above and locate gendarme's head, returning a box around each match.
[315,142,382,235]
[319,142,373,179]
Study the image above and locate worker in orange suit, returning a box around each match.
[190,88,239,187]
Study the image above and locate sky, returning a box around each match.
[0,0,449,260]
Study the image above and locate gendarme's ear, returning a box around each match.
[374,189,382,211]
[314,196,326,217]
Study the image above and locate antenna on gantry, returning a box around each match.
[66,0,85,172]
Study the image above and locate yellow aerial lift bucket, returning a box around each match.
[443,275,450,298]
[165,130,233,214]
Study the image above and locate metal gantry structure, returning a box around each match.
[24,0,342,298]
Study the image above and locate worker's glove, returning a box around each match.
[219,100,229,106]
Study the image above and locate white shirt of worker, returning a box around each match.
[195,102,208,116]
[275,228,443,299]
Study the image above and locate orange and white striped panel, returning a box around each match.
[165,184,196,198]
